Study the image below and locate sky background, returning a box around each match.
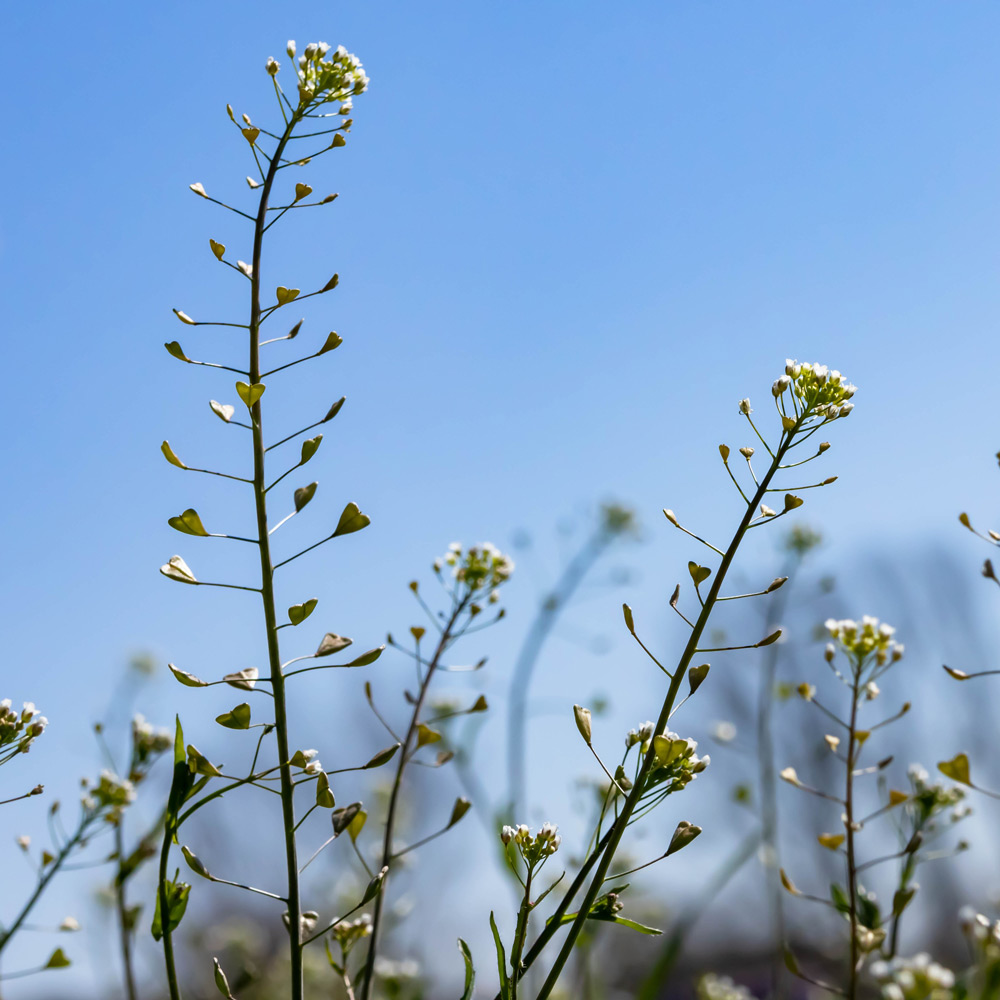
[3,2,1000,996]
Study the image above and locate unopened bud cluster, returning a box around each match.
[279,40,369,108]
[82,769,137,822]
[647,730,710,793]
[780,360,856,420]
[0,700,48,756]
[870,953,956,1000]
[825,616,903,666]
[331,913,372,954]
[500,822,561,863]
[625,720,655,750]
[434,542,514,596]
[696,973,760,1000]
[907,764,969,824]
[130,713,172,775]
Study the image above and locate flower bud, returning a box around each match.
[739,398,752,415]
[266,57,280,76]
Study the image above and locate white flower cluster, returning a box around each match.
[908,764,969,823]
[825,616,903,665]
[625,720,655,750]
[283,41,369,108]
[500,822,561,863]
[696,973,760,1000]
[292,748,324,775]
[131,714,172,768]
[0,700,48,756]
[777,360,856,420]
[374,957,421,983]
[870,954,956,1000]
[332,913,372,954]
[83,770,136,820]
[435,542,515,596]
[648,730,710,792]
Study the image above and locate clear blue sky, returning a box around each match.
[3,2,1000,993]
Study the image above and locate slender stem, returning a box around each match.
[845,666,861,1000]
[758,554,796,1000]
[359,600,468,999]
[248,112,305,1000]
[156,820,182,1000]
[114,823,139,1000]
[510,868,535,1000]
[534,430,796,1000]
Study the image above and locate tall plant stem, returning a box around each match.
[758,554,796,1000]
[844,668,861,1000]
[157,820,182,1000]
[510,868,534,1000]
[114,823,139,1000]
[248,113,304,1000]
[359,599,468,999]
[534,432,796,1000]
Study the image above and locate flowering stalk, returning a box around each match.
[157,40,369,1000]
[528,362,855,999]
[360,543,513,999]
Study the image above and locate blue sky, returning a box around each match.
[3,1,1000,993]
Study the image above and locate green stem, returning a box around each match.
[248,114,304,1000]
[533,430,797,1000]
[114,823,139,1000]
[510,868,534,1000]
[359,599,469,999]
[157,821,182,1000]
[845,667,861,1000]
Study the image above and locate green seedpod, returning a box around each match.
[332,802,363,837]
[287,599,318,625]
[756,629,782,647]
[186,745,222,778]
[181,845,211,880]
[151,878,190,941]
[687,663,710,694]
[322,396,346,422]
[160,556,197,584]
[235,381,265,408]
[161,441,187,469]
[573,705,592,744]
[168,509,209,537]
[333,501,371,537]
[322,273,340,291]
[687,561,711,585]
[448,797,472,827]
[317,333,343,356]
[343,646,385,667]
[622,603,636,635]
[213,958,235,999]
[360,866,387,904]
[165,341,189,362]
[275,285,300,305]
[215,703,251,730]
[347,810,367,843]
[316,633,352,657]
[469,694,488,713]
[223,668,258,690]
[315,770,335,808]
[210,400,235,423]
[294,482,318,512]
[416,724,442,747]
[299,435,322,465]
[45,948,71,969]
[938,752,971,786]
[168,663,209,688]
[363,743,400,769]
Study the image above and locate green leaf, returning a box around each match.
[316,633,353,657]
[458,939,476,1000]
[363,744,400,769]
[317,332,343,356]
[448,797,472,828]
[322,397,346,421]
[215,703,251,730]
[687,561,711,585]
[288,599,318,625]
[165,341,189,362]
[490,912,511,1000]
[300,435,323,465]
[161,441,187,469]
[168,508,209,537]
[168,663,209,688]
[235,381,265,408]
[333,501,371,537]
[151,878,190,941]
[210,400,235,423]
[45,947,72,969]
[294,482,318,512]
